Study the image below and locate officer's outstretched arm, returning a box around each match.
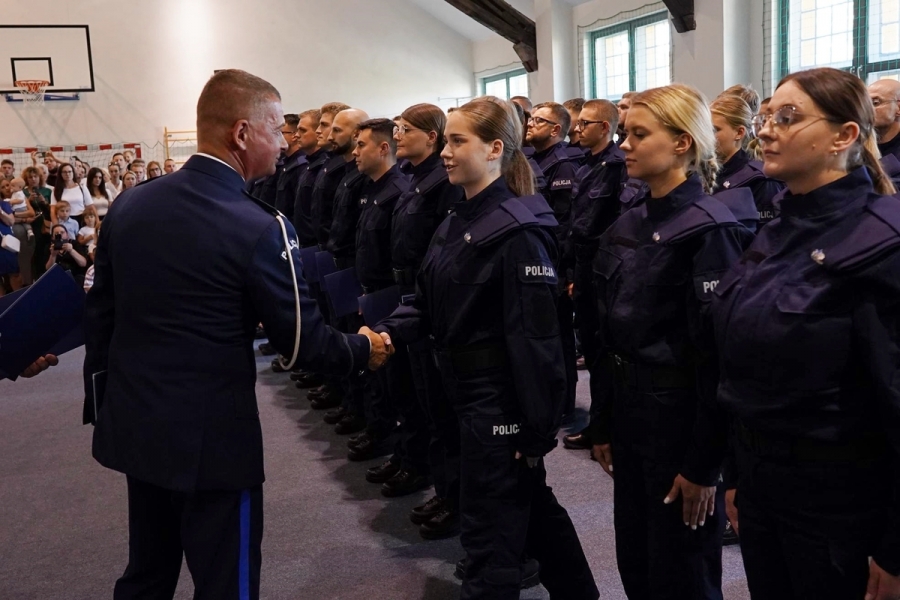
[502,228,566,458]
[246,219,370,376]
[375,266,433,346]
[83,215,115,425]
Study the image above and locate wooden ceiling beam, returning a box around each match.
[445,0,538,71]
[662,0,696,32]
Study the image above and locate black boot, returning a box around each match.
[419,507,460,540]
[410,495,445,525]
[335,413,366,435]
[381,470,430,498]
[365,460,400,483]
[454,557,540,589]
[562,426,592,450]
[323,406,349,425]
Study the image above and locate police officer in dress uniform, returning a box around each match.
[715,68,900,600]
[870,78,900,187]
[376,97,598,600]
[526,102,584,416]
[590,85,755,600]
[82,70,390,600]
[562,99,629,451]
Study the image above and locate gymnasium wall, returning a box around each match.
[0,0,476,148]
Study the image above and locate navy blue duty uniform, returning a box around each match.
[247,152,284,206]
[275,150,307,223]
[880,134,900,188]
[312,154,354,250]
[590,174,755,600]
[534,142,584,415]
[292,148,329,248]
[714,149,785,227]
[356,164,413,444]
[713,167,900,599]
[391,153,465,509]
[83,155,372,600]
[377,178,599,600]
[567,141,628,427]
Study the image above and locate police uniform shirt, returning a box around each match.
[311,154,353,248]
[325,165,368,259]
[248,152,285,207]
[377,178,566,456]
[715,149,785,225]
[355,164,410,288]
[292,148,329,247]
[590,173,755,485]
[390,152,464,276]
[533,141,581,246]
[83,154,371,492]
[879,132,900,162]
[275,150,308,222]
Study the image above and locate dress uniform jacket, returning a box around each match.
[83,154,370,493]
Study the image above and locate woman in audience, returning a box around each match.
[0,179,20,294]
[147,161,163,179]
[589,84,755,599]
[714,67,900,599]
[121,171,138,192]
[85,167,112,220]
[710,94,784,225]
[21,166,52,278]
[106,163,122,197]
[8,174,36,287]
[51,163,93,227]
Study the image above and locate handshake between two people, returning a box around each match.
[358,326,395,371]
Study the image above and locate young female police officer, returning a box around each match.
[376,96,598,600]
[714,67,900,599]
[589,84,755,599]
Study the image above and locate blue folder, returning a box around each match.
[299,246,319,284]
[322,268,363,318]
[0,265,86,380]
[315,251,337,284]
[358,285,401,328]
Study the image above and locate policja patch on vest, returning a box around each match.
[518,262,558,284]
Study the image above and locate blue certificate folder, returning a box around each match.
[323,268,363,318]
[0,265,86,380]
[358,285,401,328]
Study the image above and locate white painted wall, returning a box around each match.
[0,0,476,148]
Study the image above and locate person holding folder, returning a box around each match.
[82,70,391,600]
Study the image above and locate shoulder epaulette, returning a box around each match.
[242,189,279,217]
[413,167,449,196]
[720,161,766,190]
[656,195,738,244]
[468,194,558,247]
[713,187,759,231]
[820,194,900,271]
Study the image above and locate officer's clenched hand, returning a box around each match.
[20,354,58,378]
[725,488,738,535]
[866,560,900,600]
[359,326,393,370]
[664,474,716,530]
[592,444,613,479]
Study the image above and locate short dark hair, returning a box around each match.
[511,96,533,112]
[357,118,397,154]
[532,102,571,139]
[284,113,299,130]
[196,69,281,138]
[1,159,13,166]
[563,98,586,112]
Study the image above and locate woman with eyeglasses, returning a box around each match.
[589,84,755,599]
[713,67,900,599]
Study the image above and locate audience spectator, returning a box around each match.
[5,176,36,286]
[85,167,113,219]
[0,179,22,293]
[31,150,61,187]
[130,158,146,182]
[54,201,79,240]
[123,149,135,164]
[77,207,98,247]
[107,163,123,196]
[121,171,138,191]
[83,221,101,292]
[71,157,88,181]
[163,158,177,174]
[1,159,14,182]
[51,163,93,225]
[112,152,128,175]
[147,161,163,179]
[46,223,88,285]
[21,166,52,279]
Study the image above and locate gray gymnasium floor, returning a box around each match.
[0,344,750,599]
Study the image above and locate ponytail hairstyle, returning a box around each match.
[633,84,719,194]
[454,96,535,197]
[720,84,761,116]
[710,95,754,151]
[778,68,896,196]
[400,103,447,154]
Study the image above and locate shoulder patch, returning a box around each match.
[693,270,727,300]
[551,177,574,190]
[518,261,558,284]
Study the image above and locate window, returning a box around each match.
[780,0,900,81]
[481,69,529,100]
[589,12,671,101]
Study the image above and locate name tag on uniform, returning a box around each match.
[492,424,520,435]
[551,178,573,190]
[518,262,558,284]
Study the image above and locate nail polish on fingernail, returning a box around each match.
[663,498,672,504]
[691,525,697,530]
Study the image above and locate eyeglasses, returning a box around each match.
[751,105,840,137]
[527,116,558,127]
[393,124,423,138]
[281,129,294,136]
[575,119,607,130]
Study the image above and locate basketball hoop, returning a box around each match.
[14,80,50,105]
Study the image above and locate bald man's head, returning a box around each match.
[195,69,286,180]
[870,79,900,140]
[329,108,369,157]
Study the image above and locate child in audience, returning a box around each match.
[55,201,79,240]
[7,177,34,239]
[77,207,98,247]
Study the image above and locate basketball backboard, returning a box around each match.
[0,25,94,94]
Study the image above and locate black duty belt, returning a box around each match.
[434,343,508,375]
[611,354,693,391]
[734,419,884,463]
[392,267,417,287]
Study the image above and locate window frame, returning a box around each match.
[588,10,670,100]
[480,68,529,99]
[778,0,900,81]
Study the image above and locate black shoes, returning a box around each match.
[723,521,740,547]
[334,413,366,435]
[366,460,401,483]
[563,427,592,450]
[310,391,342,410]
[454,557,540,588]
[293,372,323,388]
[259,342,277,356]
[381,470,430,498]
[410,495,446,525]
[270,357,290,372]
[347,433,387,461]
[419,507,460,540]
[323,406,348,425]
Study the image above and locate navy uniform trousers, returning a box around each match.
[114,476,263,600]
